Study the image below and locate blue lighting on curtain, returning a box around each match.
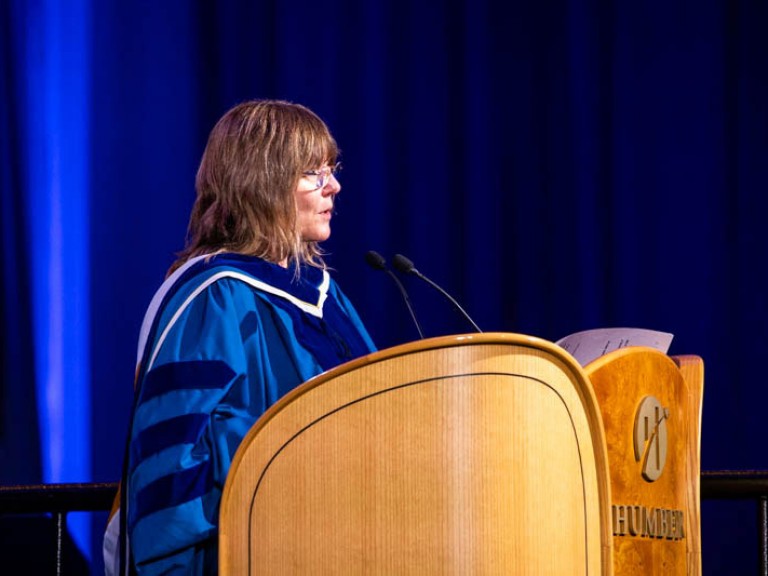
[23,0,91,558]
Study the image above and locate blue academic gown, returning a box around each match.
[124,253,376,575]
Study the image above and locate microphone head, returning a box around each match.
[364,250,388,271]
[392,253,416,274]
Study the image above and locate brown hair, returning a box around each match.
[168,99,338,275]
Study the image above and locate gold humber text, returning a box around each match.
[612,505,685,540]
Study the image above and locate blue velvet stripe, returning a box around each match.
[134,460,214,523]
[131,413,210,464]
[139,360,236,405]
[130,498,217,567]
[266,284,375,372]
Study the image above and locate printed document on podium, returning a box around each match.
[555,327,674,367]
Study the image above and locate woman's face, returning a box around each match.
[295,165,341,242]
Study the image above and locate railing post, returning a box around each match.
[759,495,767,576]
[56,511,65,576]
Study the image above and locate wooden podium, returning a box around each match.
[219,333,614,574]
[218,333,703,575]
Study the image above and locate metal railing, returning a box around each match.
[0,482,117,576]
[700,470,768,576]
[1,473,767,574]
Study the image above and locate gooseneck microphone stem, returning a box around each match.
[391,253,483,333]
[365,251,425,339]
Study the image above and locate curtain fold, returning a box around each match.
[0,0,41,486]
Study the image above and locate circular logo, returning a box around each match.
[633,395,669,482]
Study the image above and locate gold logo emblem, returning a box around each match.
[633,396,669,482]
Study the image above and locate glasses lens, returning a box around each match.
[317,168,329,189]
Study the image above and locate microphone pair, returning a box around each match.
[365,251,482,339]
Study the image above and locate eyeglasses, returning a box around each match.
[302,162,341,190]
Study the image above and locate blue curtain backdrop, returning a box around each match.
[1,0,766,573]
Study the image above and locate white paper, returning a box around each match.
[555,327,674,367]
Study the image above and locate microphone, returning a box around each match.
[391,253,482,333]
[365,251,425,339]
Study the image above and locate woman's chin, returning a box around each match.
[302,227,331,243]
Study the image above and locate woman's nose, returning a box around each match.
[323,174,341,195]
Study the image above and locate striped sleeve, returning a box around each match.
[127,280,252,572]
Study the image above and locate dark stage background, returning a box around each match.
[2,1,766,573]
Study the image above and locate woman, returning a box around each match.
[105,100,376,575]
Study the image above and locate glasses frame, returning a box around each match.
[302,162,342,190]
